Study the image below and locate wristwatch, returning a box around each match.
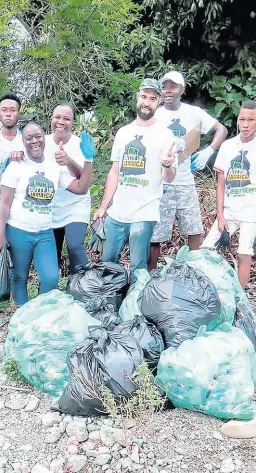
[162,163,172,168]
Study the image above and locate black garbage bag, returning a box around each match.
[113,315,164,367]
[67,262,128,311]
[58,325,144,416]
[138,262,221,348]
[233,302,256,350]
[85,297,121,330]
[0,244,11,301]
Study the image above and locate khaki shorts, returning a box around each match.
[151,184,203,243]
[202,214,256,256]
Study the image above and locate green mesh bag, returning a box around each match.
[5,289,101,397]
[156,323,256,420]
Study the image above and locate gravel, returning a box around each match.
[0,343,256,473]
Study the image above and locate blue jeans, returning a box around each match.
[102,217,156,282]
[53,222,88,274]
[6,225,59,306]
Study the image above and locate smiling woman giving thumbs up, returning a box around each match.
[45,103,95,274]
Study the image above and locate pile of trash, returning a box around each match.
[5,248,256,421]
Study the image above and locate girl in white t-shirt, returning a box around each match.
[45,104,95,274]
[0,122,93,307]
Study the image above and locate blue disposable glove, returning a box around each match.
[80,131,95,161]
[191,145,215,172]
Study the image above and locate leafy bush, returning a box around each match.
[207,65,256,130]
[100,362,165,420]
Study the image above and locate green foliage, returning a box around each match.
[127,0,256,135]
[0,298,11,314]
[126,362,165,417]
[93,149,111,186]
[0,0,141,119]
[100,384,119,419]
[90,183,103,220]
[0,0,255,137]
[100,362,165,420]
[3,358,26,384]
[208,66,256,129]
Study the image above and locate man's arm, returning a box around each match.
[216,172,228,232]
[94,162,119,219]
[161,165,176,183]
[0,186,15,248]
[209,121,228,150]
[161,141,180,183]
[191,119,228,172]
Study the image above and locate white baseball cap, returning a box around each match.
[161,71,185,87]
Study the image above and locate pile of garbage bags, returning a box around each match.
[5,251,256,421]
[156,323,256,420]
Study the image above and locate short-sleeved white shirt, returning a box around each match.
[214,135,256,222]
[155,103,216,185]
[44,134,91,228]
[107,120,177,223]
[1,158,74,232]
[0,130,24,179]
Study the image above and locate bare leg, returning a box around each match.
[238,254,252,288]
[148,242,161,270]
[188,234,202,250]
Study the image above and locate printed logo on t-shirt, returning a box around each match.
[23,171,55,213]
[168,119,186,137]
[119,135,149,187]
[226,150,255,197]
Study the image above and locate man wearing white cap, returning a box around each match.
[149,70,228,268]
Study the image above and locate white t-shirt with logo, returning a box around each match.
[1,158,75,232]
[214,135,256,222]
[107,121,177,223]
[155,103,216,185]
[0,130,24,179]
[44,134,91,228]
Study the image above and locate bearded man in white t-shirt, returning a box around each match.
[0,93,24,178]
[94,78,180,282]
[149,71,228,269]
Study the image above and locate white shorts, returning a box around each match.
[201,214,256,256]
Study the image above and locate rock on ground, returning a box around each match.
[66,419,88,442]
[221,417,256,439]
[67,454,87,472]
[25,396,40,412]
[31,464,52,473]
